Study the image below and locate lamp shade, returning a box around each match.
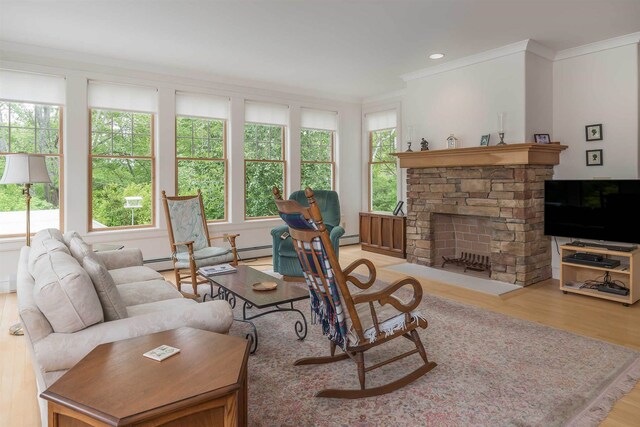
[0,154,51,185]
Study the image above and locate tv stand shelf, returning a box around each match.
[560,245,640,306]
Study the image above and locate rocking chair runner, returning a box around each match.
[162,190,239,298]
[273,187,436,398]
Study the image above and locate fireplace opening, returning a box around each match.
[434,214,491,276]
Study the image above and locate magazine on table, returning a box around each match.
[143,345,180,362]
[198,263,237,277]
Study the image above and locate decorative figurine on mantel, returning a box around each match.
[446,134,459,149]
[420,138,429,151]
[406,125,414,152]
[497,112,507,145]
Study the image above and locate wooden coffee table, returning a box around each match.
[205,265,309,354]
[41,327,249,426]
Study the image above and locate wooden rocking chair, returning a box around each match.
[273,187,436,398]
[162,190,239,298]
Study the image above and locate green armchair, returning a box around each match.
[271,189,344,280]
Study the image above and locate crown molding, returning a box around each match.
[401,39,536,82]
[0,40,362,105]
[554,32,640,61]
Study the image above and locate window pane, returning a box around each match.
[177,160,225,221]
[301,129,332,162]
[244,123,283,160]
[91,158,152,228]
[301,163,332,191]
[91,110,152,157]
[245,161,283,217]
[176,117,225,159]
[0,156,60,235]
[371,162,397,212]
[371,128,397,162]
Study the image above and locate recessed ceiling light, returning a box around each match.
[429,53,445,60]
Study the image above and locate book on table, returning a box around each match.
[198,263,237,277]
[143,345,181,362]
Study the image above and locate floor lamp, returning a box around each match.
[1,153,51,335]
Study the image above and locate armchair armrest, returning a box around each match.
[344,259,377,290]
[33,300,233,374]
[271,224,289,238]
[94,248,143,270]
[329,225,345,241]
[351,277,422,313]
[170,241,194,259]
[209,233,239,243]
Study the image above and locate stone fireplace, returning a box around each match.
[395,143,567,286]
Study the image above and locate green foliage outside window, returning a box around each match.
[176,116,226,221]
[370,128,397,212]
[300,128,333,191]
[0,102,61,234]
[244,123,285,218]
[90,110,153,228]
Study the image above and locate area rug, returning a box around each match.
[384,262,521,296]
[227,280,640,426]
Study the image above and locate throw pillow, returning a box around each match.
[33,251,104,333]
[82,255,128,321]
[28,238,70,276]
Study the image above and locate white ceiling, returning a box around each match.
[1,0,640,100]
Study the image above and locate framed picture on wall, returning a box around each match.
[480,134,490,146]
[586,149,603,166]
[534,134,550,144]
[585,124,603,141]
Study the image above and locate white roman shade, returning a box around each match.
[366,110,397,131]
[176,92,229,119]
[0,69,65,105]
[245,101,289,126]
[88,81,157,113]
[301,108,338,131]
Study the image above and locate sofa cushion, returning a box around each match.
[109,266,163,286]
[83,256,128,321]
[64,231,100,266]
[126,298,197,317]
[32,228,65,247]
[117,279,183,307]
[28,238,70,275]
[33,251,104,333]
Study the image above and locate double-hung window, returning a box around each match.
[88,82,157,230]
[244,101,288,219]
[300,108,337,190]
[175,92,229,221]
[0,70,65,237]
[366,110,398,212]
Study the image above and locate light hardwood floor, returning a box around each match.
[3,245,640,426]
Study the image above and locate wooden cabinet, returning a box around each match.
[560,245,640,306]
[359,212,406,258]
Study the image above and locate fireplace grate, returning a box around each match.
[442,252,491,275]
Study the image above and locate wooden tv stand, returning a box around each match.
[560,244,640,306]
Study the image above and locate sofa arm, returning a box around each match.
[94,248,144,270]
[33,299,233,373]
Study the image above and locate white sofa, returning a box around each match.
[17,229,233,426]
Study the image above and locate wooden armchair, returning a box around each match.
[162,190,239,298]
[273,187,436,398]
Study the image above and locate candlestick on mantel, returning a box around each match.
[498,112,504,132]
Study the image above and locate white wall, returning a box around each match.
[0,52,362,285]
[403,52,526,149]
[525,52,554,141]
[553,43,639,180]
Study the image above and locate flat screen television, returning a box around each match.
[544,180,640,245]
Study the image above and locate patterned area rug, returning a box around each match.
[228,280,640,426]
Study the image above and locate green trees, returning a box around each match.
[369,128,398,212]
[0,102,60,224]
[90,110,153,228]
[244,123,285,218]
[176,116,226,220]
[301,128,333,191]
